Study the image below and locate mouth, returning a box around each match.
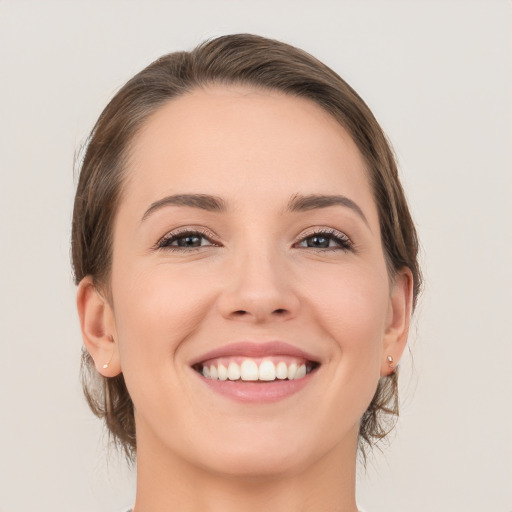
[189,341,321,402]
[192,357,320,382]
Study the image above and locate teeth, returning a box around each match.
[258,360,276,381]
[295,364,306,379]
[200,358,314,382]
[217,363,228,381]
[240,360,259,381]
[276,361,288,380]
[287,363,297,380]
[227,362,240,380]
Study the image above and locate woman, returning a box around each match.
[72,34,421,512]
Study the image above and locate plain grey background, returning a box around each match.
[0,1,510,511]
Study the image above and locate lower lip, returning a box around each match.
[197,372,316,403]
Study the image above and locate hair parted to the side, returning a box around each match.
[71,33,421,462]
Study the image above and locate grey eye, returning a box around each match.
[304,235,331,248]
[174,234,204,247]
[158,230,216,250]
[296,230,352,251]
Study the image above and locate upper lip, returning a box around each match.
[190,341,320,366]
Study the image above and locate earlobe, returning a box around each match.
[380,268,414,377]
[76,276,121,377]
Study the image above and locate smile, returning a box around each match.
[194,356,319,382]
[190,341,321,402]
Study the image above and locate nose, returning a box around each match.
[216,249,301,324]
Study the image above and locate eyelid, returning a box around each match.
[297,226,349,238]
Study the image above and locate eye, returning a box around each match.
[295,229,353,251]
[156,229,219,251]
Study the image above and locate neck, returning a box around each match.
[132,424,360,512]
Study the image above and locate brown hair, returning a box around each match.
[72,33,421,461]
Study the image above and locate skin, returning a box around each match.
[77,85,413,512]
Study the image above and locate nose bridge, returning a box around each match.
[217,235,299,322]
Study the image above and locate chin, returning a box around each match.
[184,424,328,481]
[199,447,309,481]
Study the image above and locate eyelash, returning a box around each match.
[155,228,219,252]
[295,228,353,252]
[155,228,354,253]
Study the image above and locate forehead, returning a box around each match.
[123,85,377,221]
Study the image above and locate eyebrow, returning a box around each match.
[141,192,369,228]
[287,193,370,227]
[141,193,227,221]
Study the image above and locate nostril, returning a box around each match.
[227,308,291,321]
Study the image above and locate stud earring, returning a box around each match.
[387,355,394,368]
[102,354,113,369]
[103,335,115,369]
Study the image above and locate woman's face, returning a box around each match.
[106,85,408,476]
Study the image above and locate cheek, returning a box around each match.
[308,262,389,339]
[304,262,390,388]
[109,263,217,421]
[313,272,389,421]
[111,263,213,366]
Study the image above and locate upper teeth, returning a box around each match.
[201,359,308,381]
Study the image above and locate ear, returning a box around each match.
[76,275,121,377]
[380,267,414,377]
